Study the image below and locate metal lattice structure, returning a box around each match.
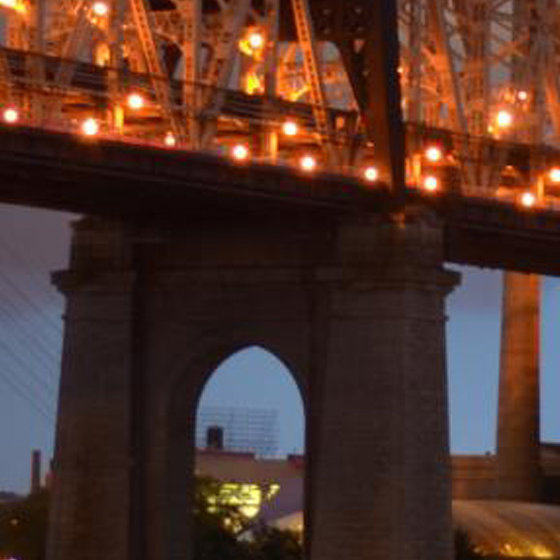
[196,406,279,458]
[2,0,560,206]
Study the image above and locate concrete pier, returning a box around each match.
[496,272,541,501]
[47,211,458,560]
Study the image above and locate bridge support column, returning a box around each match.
[48,211,458,560]
[308,212,459,560]
[47,220,136,560]
[496,272,541,501]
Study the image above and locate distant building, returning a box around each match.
[196,447,560,559]
[196,406,279,458]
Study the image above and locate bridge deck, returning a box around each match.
[0,124,559,275]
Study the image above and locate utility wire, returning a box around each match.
[0,236,63,307]
[0,340,57,413]
[0,265,63,336]
[0,301,62,385]
[0,322,59,396]
[0,295,62,365]
[0,357,55,425]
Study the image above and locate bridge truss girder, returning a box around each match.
[2,0,560,196]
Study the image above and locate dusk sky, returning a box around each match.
[1,203,560,493]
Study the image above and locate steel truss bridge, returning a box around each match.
[1,0,560,214]
[2,3,559,560]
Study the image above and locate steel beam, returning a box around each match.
[336,0,405,194]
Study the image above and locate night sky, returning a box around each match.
[1,203,560,493]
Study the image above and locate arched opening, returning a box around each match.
[194,346,306,544]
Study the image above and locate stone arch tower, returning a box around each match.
[47,209,459,560]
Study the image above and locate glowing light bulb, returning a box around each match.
[520,191,536,208]
[425,146,443,163]
[518,90,529,101]
[0,0,26,14]
[282,120,298,137]
[300,155,317,172]
[92,1,108,16]
[127,93,144,110]
[549,168,560,183]
[232,144,249,161]
[363,166,379,182]
[423,175,439,192]
[248,31,265,50]
[2,107,19,124]
[81,117,99,136]
[496,110,513,129]
[164,132,176,147]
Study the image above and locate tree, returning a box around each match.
[247,524,302,560]
[194,476,302,560]
[193,476,251,560]
[0,477,303,560]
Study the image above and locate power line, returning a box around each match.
[0,235,63,307]
[0,299,62,382]
[0,358,55,425]
[0,265,63,336]
[0,324,59,396]
[0,340,57,412]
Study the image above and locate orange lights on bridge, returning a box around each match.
[2,107,19,124]
[247,31,265,51]
[0,0,27,14]
[422,175,439,192]
[299,155,317,172]
[164,132,176,147]
[92,1,109,16]
[363,166,379,182]
[520,191,536,208]
[239,28,265,59]
[549,168,560,184]
[127,93,145,110]
[81,118,99,136]
[231,144,249,162]
[424,146,443,163]
[282,120,299,137]
[495,110,514,130]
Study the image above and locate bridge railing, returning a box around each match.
[2,47,560,213]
